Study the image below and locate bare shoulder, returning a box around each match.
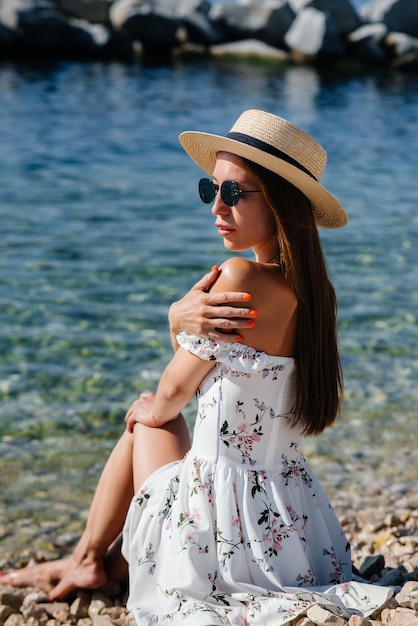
[212,257,294,302]
[210,257,297,356]
[214,257,257,288]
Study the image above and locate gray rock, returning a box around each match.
[109,0,187,49]
[88,592,112,620]
[0,0,69,50]
[93,615,114,625]
[37,601,71,622]
[0,605,15,624]
[0,0,131,57]
[395,581,418,610]
[181,8,224,47]
[358,554,385,579]
[57,0,112,24]
[360,0,418,39]
[171,0,209,20]
[306,604,347,625]
[289,0,361,35]
[284,6,345,58]
[379,567,406,586]
[385,31,418,69]
[0,591,24,612]
[70,594,90,619]
[347,22,388,64]
[2,613,26,625]
[382,607,418,625]
[21,591,49,608]
[210,38,289,61]
[0,23,15,46]
[209,0,295,50]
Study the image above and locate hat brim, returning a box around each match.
[179,131,348,229]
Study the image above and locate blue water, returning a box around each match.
[0,57,418,548]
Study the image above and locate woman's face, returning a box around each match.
[211,153,278,263]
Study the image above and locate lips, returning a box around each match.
[216,223,234,236]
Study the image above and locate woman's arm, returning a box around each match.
[168,265,255,350]
[125,347,214,430]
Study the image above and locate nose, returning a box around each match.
[211,192,230,215]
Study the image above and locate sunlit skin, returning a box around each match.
[0,153,298,598]
[212,152,279,263]
[209,153,297,357]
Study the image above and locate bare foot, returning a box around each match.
[1,554,107,600]
[1,558,70,593]
[49,553,107,600]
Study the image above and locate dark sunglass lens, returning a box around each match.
[199,178,215,204]
[221,181,240,206]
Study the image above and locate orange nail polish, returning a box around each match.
[246,321,256,328]
[249,310,258,318]
[235,336,243,342]
[242,293,252,301]
[211,265,218,272]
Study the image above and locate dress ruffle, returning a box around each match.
[122,334,393,625]
[177,332,293,375]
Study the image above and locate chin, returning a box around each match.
[223,240,244,252]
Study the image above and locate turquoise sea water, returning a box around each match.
[0,57,418,550]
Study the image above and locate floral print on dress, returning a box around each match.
[135,542,156,575]
[219,398,288,466]
[122,334,393,625]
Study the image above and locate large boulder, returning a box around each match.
[208,0,295,50]
[289,0,361,35]
[360,0,418,38]
[284,6,345,59]
[0,22,16,47]
[210,38,290,61]
[57,0,113,25]
[182,9,224,47]
[64,17,130,56]
[0,0,70,51]
[0,0,131,56]
[385,31,418,69]
[110,0,204,49]
[347,22,388,65]
[118,0,222,48]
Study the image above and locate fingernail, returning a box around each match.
[242,293,252,301]
[235,336,243,342]
[246,321,256,328]
[249,310,258,318]
[211,265,218,272]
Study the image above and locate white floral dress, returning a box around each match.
[122,333,392,625]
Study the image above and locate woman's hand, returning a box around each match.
[125,391,176,431]
[169,266,256,346]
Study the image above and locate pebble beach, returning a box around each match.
[1,481,418,625]
[1,7,418,623]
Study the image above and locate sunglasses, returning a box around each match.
[198,178,261,207]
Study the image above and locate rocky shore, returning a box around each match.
[0,0,418,71]
[1,482,418,625]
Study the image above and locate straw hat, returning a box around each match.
[179,109,348,229]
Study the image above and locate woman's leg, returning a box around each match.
[2,416,191,599]
[2,429,135,598]
[61,414,191,596]
[131,414,191,493]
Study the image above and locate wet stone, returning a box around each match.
[1,486,418,625]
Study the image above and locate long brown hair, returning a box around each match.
[245,159,343,436]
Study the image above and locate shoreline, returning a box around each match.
[1,483,418,625]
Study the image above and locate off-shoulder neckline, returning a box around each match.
[219,339,294,363]
[178,332,294,364]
